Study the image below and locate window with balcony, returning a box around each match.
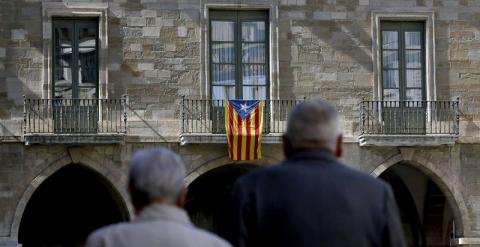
[24,17,126,144]
[360,20,459,146]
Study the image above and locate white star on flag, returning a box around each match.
[240,103,249,112]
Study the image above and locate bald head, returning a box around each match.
[285,99,342,153]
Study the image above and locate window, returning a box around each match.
[210,10,269,100]
[381,21,425,103]
[53,18,99,99]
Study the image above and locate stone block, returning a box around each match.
[282,11,306,20]
[138,63,155,71]
[178,26,188,37]
[127,17,146,27]
[0,48,5,58]
[158,70,171,78]
[313,11,332,20]
[142,27,160,37]
[165,44,176,51]
[359,0,369,5]
[141,10,157,17]
[11,29,26,40]
[130,43,143,52]
[332,12,347,20]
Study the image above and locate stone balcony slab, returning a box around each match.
[358,134,458,147]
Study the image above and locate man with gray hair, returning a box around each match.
[230,99,406,247]
[86,148,231,247]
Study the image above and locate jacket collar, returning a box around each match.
[134,203,192,226]
[287,148,338,164]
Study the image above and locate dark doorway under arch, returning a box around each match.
[380,163,455,247]
[185,164,259,239]
[19,164,129,247]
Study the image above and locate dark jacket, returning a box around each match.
[230,149,406,247]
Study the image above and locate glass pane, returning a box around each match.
[405,31,421,49]
[383,89,399,102]
[382,31,398,49]
[55,26,72,47]
[212,43,235,63]
[79,26,97,47]
[383,70,399,88]
[405,50,422,68]
[242,64,266,85]
[406,70,422,88]
[54,86,72,99]
[55,47,73,67]
[382,51,398,69]
[79,87,97,99]
[78,48,97,85]
[242,43,265,63]
[242,21,265,42]
[55,68,73,85]
[212,64,235,85]
[406,89,422,101]
[212,85,235,100]
[243,86,266,100]
[211,21,234,42]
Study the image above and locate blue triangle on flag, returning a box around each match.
[229,100,260,120]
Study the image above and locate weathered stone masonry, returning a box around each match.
[1,0,480,246]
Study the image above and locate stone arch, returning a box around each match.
[370,153,467,237]
[10,147,133,242]
[185,153,280,185]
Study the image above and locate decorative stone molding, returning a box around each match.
[371,10,436,101]
[200,2,280,99]
[41,2,109,99]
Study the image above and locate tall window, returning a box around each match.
[210,10,269,100]
[381,21,425,103]
[53,18,99,99]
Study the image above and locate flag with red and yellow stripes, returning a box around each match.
[225,100,264,161]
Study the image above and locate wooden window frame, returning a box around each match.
[380,21,426,102]
[209,10,269,100]
[52,18,99,99]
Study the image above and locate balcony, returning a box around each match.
[24,97,127,145]
[358,100,459,146]
[180,98,302,145]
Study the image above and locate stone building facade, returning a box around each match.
[0,0,480,246]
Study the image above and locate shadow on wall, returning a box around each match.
[1,0,205,139]
[278,0,373,100]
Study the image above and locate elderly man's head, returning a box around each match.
[283,99,342,157]
[128,148,187,212]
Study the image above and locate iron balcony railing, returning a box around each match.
[24,97,127,135]
[360,100,460,135]
[181,98,303,134]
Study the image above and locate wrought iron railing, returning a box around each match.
[360,100,459,135]
[181,98,303,134]
[24,97,127,135]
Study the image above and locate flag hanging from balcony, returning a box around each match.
[225,100,264,161]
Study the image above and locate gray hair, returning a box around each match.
[128,148,186,203]
[286,99,341,149]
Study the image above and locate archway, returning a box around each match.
[185,164,259,239]
[379,162,455,247]
[18,164,129,247]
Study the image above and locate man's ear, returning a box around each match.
[335,134,343,158]
[283,134,293,158]
[176,187,188,208]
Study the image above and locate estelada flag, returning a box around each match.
[225,100,264,160]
